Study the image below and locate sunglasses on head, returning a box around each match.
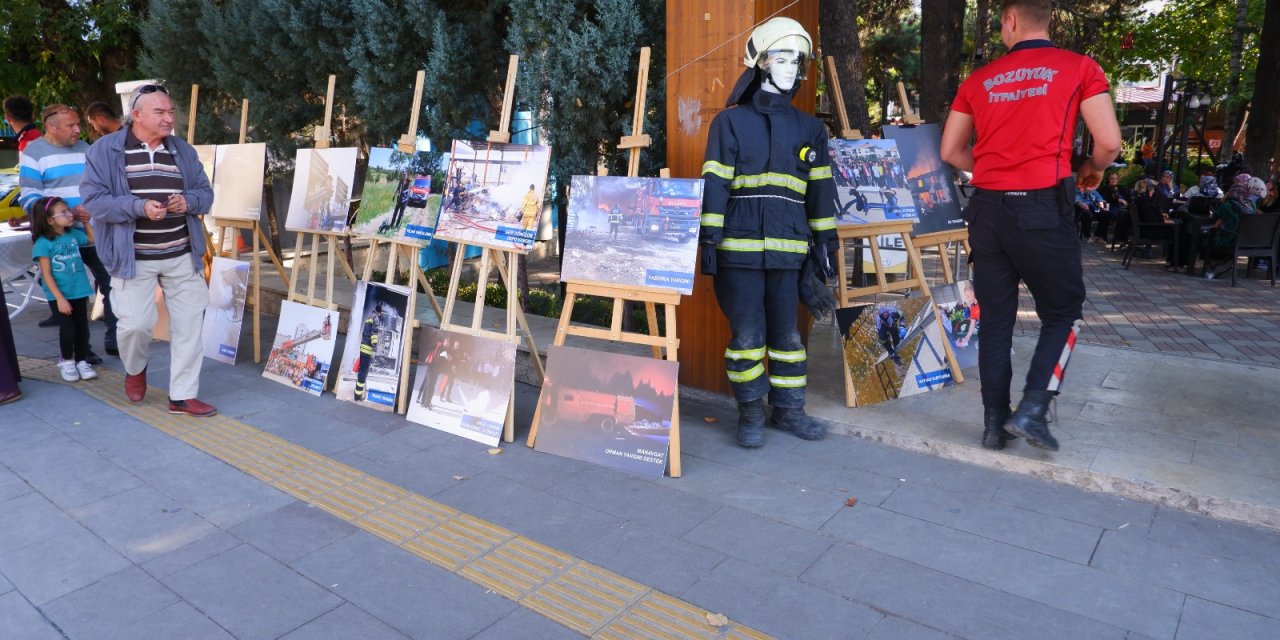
[130,84,169,110]
[41,104,78,121]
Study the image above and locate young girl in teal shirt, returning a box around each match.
[31,197,98,381]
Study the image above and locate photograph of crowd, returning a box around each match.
[262,301,338,396]
[210,143,266,222]
[333,281,410,412]
[433,140,551,253]
[201,257,249,365]
[932,280,980,372]
[560,175,703,294]
[350,147,449,244]
[884,124,966,236]
[285,147,358,233]
[828,138,918,225]
[405,326,516,447]
[836,295,954,407]
[534,345,677,478]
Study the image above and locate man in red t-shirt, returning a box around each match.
[3,96,41,151]
[940,0,1120,453]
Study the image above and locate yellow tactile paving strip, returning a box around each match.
[18,357,772,640]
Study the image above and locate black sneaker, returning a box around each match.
[38,314,59,328]
[84,350,104,366]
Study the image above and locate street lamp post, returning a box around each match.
[1154,75,1213,183]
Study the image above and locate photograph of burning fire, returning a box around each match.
[433,140,551,253]
[884,124,966,236]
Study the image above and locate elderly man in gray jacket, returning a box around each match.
[82,84,217,417]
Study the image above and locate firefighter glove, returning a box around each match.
[799,254,837,321]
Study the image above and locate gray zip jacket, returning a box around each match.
[82,128,212,280]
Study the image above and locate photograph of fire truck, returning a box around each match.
[333,281,410,412]
[433,139,551,253]
[534,345,678,478]
[560,175,704,295]
[262,301,338,396]
[405,326,516,447]
[350,147,449,244]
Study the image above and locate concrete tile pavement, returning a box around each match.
[3,268,1280,638]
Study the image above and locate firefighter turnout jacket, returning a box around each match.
[360,316,379,356]
[700,90,837,269]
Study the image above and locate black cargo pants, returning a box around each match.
[966,184,1086,410]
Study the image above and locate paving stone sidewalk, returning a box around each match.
[3,316,1280,638]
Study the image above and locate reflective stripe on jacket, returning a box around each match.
[699,90,836,270]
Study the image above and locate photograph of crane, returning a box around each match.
[433,139,551,253]
[262,301,339,396]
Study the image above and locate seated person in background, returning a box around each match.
[1074,183,1106,240]
[1258,177,1280,213]
[1132,179,1176,265]
[1155,170,1180,213]
[1201,174,1256,279]
[1097,171,1130,245]
[1184,173,1223,200]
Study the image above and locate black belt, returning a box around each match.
[975,186,1059,200]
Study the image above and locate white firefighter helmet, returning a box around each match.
[743,17,813,71]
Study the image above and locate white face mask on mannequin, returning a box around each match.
[760,50,802,93]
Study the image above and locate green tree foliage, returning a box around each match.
[346,0,442,145]
[0,0,147,109]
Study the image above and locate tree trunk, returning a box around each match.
[1221,0,1250,163]
[919,0,967,123]
[819,0,871,133]
[1245,0,1280,175]
[974,0,993,67]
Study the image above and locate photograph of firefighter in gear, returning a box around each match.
[405,326,515,447]
[561,175,705,294]
[262,301,337,396]
[835,296,955,407]
[350,147,448,243]
[201,257,250,365]
[434,139,551,253]
[334,281,410,412]
[698,17,839,448]
[534,345,678,479]
[884,124,967,236]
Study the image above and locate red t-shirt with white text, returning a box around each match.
[951,41,1109,190]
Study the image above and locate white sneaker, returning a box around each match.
[76,361,98,380]
[58,360,79,382]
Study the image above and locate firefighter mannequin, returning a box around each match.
[699,17,837,448]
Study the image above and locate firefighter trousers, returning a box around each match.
[713,267,807,408]
[356,353,372,398]
[967,188,1085,411]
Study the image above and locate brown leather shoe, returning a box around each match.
[125,368,147,403]
[168,397,217,417]
[0,389,21,406]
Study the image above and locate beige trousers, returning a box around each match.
[110,255,208,401]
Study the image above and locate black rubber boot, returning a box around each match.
[736,399,766,448]
[1007,390,1059,451]
[769,406,827,441]
[981,406,1014,450]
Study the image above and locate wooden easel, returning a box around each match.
[887,85,970,286]
[357,69,444,413]
[523,47,685,478]
[825,77,962,405]
[825,56,862,140]
[435,54,545,443]
[287,74,357,312]
[834,220,965,407]
[206,99,290,362]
